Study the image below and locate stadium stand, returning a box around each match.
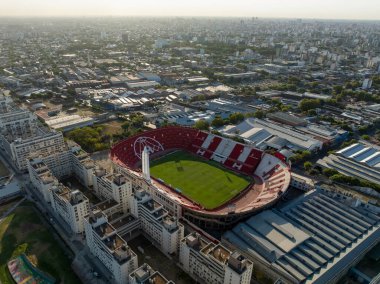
[111,126,291,229]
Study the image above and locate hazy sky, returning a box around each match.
[1,0,379,20]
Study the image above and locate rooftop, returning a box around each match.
[224,190,380,283]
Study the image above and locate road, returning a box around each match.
[0,196,26,223]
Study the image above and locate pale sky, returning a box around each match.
[1,0,379,20]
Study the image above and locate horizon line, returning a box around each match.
[0,15,379,22]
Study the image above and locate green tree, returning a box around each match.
[304,161,313,171]
[323,168,339,177]
[211,117,225,128]
[194,120,210,130]
[253,110,265,119]
[299,99,322,112]
[361,134,370,141]
[229,113,245,124]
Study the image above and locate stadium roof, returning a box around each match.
[223,190,380,284]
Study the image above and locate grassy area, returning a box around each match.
[0,202,81,284]
[150,151,251,209]
[98,120,124,136]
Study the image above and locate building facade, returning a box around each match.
[49,185,90,233]
[179,232,253,284]
[84,210,138,284]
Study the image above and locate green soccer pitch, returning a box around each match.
[150,150,252,210]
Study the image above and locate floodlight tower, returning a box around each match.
[142,146,151,182]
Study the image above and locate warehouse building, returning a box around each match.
[223,190,380,284]
[317,142,380,185]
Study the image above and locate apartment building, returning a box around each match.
[84,210,138,284]
[69,141,95,187]
[27,143,96,202]
[2,128,66,171]
[130,189,184,255]
[93,169,132,214]
[129,263,174,284]
[27,158,58,202]
[49,185,90,233]
[179,232,253,284]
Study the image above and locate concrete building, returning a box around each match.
[0,108,37,138]
[44,115,94,132]
[49,185,90,234]
[27,142,95,201]
[2,129,66,171]
[222,118,323,151]
[84,210,138,284]
[93,169,132,214]
[179,232,253,284]
[0,94,68,171]
[290,173,315,192]
[28,158,59,202]
[129,263,174,284]
[130,189,184,255]
[69,142,95,188]
[223,190,380,284]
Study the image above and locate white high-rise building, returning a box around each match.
[179,232,253,284]
[93,169,133,214]
[27,142,96,201]
[2,128,66,171]
[130,189,184,255]
[49,185,90,233]
[28,158,58,202]
[84,210,138,284]
[69,142,95,187]
[362,78,373,90]
[0,94,67,171]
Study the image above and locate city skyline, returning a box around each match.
[1,0,380,20]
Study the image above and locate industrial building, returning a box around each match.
[222,118,323,151]
[223,190,380,284]
[317,142,380,185]
[44,114,95,132]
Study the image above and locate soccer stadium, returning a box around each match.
[110,126,291,229]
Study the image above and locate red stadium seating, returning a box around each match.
[111,126,291,217]
[111,126,267,178]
